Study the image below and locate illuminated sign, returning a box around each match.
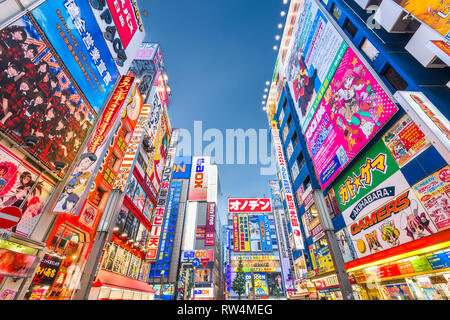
[228,198,272,213]
[188,157,209,201]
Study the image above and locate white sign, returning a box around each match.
[394,91,450,164]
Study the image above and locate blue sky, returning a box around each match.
[140,0,288,224]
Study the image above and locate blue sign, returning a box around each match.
[192,258,200,268]
[32,0,119,113]
[172,156,192,179]
[259,215,273,252]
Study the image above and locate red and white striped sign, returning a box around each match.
[0,206,22,229]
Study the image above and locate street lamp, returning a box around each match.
[159,270,165,300]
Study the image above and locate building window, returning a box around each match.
[103,167,116,186]
[360,38,380,62]
[383,64,408,91]
[287,114,293,128]
[343,18,358,38]
[282,98,287,111]
[117,135,127,153]
[297,152,305,169]
[331,3,342,20]
[92,189,106,207]
[137,153,146,170]
[292,131,299,148]
[303,175,311,190]
[109,153,118,169]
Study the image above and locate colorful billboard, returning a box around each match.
[188,157,209,201]
[32,0,119,112]
[259,215,273,252]
[205,203,215,246]
[89,0,145,74]
[172,156,192,179]
[0,248,36,277]
[233,214,240,252]
[393,0,450,40]
[382,114,431,167]
[304,47,398,189]
[412,166,450,232]
[271,120,304,250]
[228,198,272,213]
[245,273,269,296]
[0,14,95,172]
[0,146,54,238]
[238,215,250,252]
[248,215,262,252]
[52,75,134,215]
[285,0,348,132]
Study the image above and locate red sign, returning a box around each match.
[0,206,22,229]
[228,198,272,213]
[106,0,138,48]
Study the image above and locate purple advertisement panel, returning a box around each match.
[205,203,215,246]
[304,47,398,189]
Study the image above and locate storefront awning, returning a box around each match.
[93,270,155,294]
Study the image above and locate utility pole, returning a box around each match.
[312,190,354,300]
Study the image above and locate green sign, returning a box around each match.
[331,139,400,213]
[411,256,433,273]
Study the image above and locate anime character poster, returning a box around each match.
[285,0,347,132]
[412,166,450,232]
[382,114,431,167]
[0,15,95,172]
[0,146,54,238]
[305,47,398,189]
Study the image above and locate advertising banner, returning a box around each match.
[146,129,179,260]
[313,245,335,274]
[32,0,119,112]
[394,91,450,164]
[245,273,269,296]
[147,87,163,144]
[196,225,205,240]
[228,198,272,213]
[382,114,431,167]
[248,215,261,251]
[53,75,134,215]
[393,0,450,40]
[188,157,209,201]
[233,214,240,252]
[269,180,282,201]
[286,0,348,132]
[412,166,450,232]
[181,249,214,266]
[336,228,358,263]
[271,120,304,250]
[87,0,145,75]
[259,215,273,252]
[0,14,96,171]
[346,187,438,260]
[0,248,36,277]
[332,139,400,214]
[238,215,250,252]
[205,203,216,246]
[0,146,54,238]
[305,47,398,189]
[267,272,284,296]
[31,254,62,286]
[172,156,192,179]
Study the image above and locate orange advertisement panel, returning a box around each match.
[393,0,450,39]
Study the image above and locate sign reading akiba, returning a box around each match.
[146,130,179,261]
[271,121,304,250]
[205,203,216,246]
[188,157,209,201]
[228,198,272,213]
[53,75,134,216]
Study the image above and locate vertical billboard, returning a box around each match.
[52,75,134,215]
[249,215,262,251]
[146,129,179,261]
[88,0,145,74]
[172,156,192,179]
[0,14,95,172]
[304,47,398,190]
[205,203,215,246]
[32,0,120,112]
[233,214,240,252]
[285,0,348,132]
[238,215,250,252]
[331,140,439,260]
[188,157,209,201]
[259,215,273,252]
[271,121,304,250]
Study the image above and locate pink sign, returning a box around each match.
[228,198,272,213]
[305,47,398,189]
[106,0,138,48]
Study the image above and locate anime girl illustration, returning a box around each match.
[0,163,11,190]
[380,221,401,247]
[1,171,34,208]
[365,230,383,253]
[389,140,408,161]
[405,212,434,240]
[72,172,91,196]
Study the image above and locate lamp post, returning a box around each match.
[159,270,165,300]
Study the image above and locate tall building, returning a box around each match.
[227,197,284,300]
[177,156,222,300]
[265,0,450,300]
